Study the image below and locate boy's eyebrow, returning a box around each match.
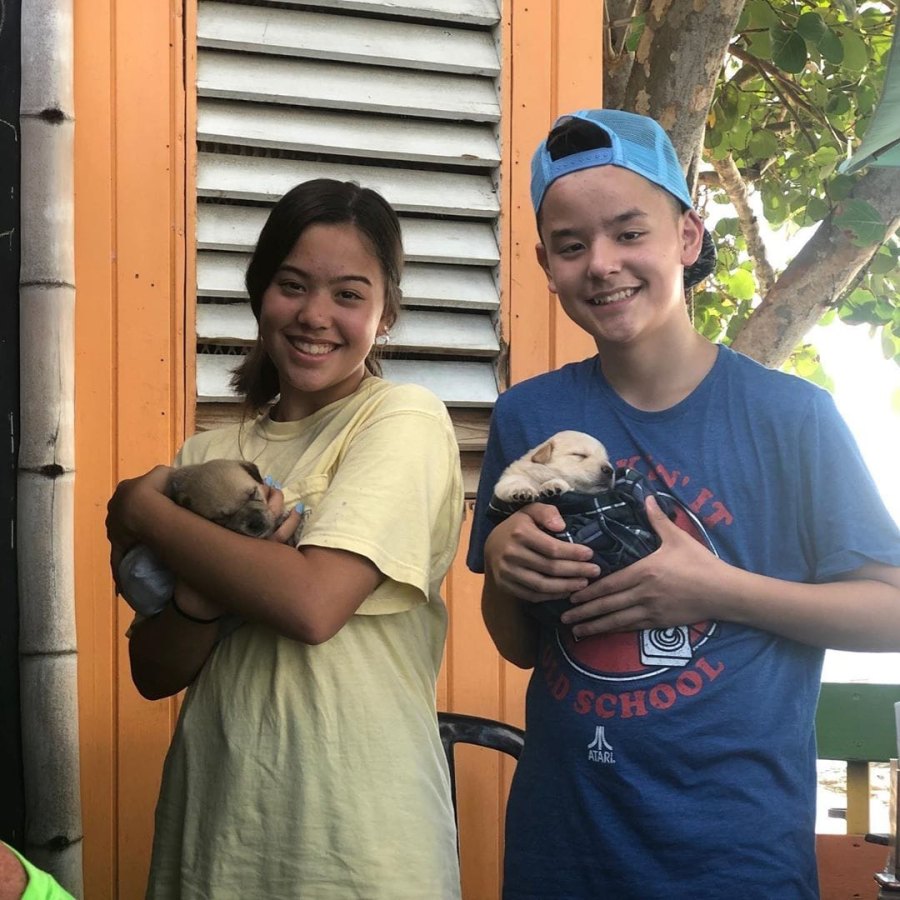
[547,208,649,240]
[275,264,373,286]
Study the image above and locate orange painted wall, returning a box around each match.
[72,2,604,897]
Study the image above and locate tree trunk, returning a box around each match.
[619,0,746,193]
[731,167,900,367]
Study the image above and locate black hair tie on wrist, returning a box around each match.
[171,594,221,625]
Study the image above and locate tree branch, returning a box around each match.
[621,0,746,194]
[731,166,900,367]
[710,154,777,296]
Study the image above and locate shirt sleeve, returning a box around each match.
[297,399,463,614]
[799,390,900,581]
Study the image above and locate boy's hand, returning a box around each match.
[484,503,600,603]
[560,495,723,638]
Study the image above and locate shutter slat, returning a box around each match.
[198,51,500,122]
[198,100,499,168]
[198,3,500,76]
[197,152,498,217]
[198,252,499,311]
[197,305,498,356]
[273,0,500,27]
[197,353,498,407]
[198,204,499,267]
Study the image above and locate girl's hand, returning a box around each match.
[260,483,305,546]
[106,465,173,580]
[484,503,600,603]
[560,495,725,638]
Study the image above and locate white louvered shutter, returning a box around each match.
[194,0,502,424]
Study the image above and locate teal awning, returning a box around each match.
[838,22,900,174]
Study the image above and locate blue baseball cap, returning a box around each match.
[531,108,694,215]
[531,109,716,288]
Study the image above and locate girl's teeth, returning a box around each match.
[293,340,332,355]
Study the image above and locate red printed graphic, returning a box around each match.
[557,483,721,683]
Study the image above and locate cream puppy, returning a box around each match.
[494,430,615,504]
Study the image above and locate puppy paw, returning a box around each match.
[538,478,570,497]
[510,488,539,503]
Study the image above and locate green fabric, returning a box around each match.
[839,25,900,173]
[2,844,76,900]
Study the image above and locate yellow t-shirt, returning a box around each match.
[146,378,463,899]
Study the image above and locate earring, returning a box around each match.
[376,331,391,346]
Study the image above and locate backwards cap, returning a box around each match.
[531,109,694,212]
[531,108,715,288]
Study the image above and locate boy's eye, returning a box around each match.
[620,231,643,241]
[557,242,584,255]
[337,290,363,302]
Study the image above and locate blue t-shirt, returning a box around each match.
[467,346,900,900]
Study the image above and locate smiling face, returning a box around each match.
[259,222,388,420]
[536,165,703,353]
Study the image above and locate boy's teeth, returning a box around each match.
[590,287,635,306]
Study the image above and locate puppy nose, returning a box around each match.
[244,513,273,537]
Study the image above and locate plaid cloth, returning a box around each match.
[487,467,676,627]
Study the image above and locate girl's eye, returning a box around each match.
[337,290,363,302]
[279,280,304,294]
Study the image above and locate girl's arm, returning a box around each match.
[128,582,224,700]
[108,467,384,646]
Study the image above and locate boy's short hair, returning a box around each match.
[531,109,716,288]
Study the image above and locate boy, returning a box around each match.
[467,109,900,899]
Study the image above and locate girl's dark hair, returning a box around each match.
[230,178,404,413]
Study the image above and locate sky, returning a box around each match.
[810,321,900,683]
[727,194,900,684]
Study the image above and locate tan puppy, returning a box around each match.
[169,459,286,539]
[494,430,615,504]
[118,458,305,618]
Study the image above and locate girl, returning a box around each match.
[107,179,464,899]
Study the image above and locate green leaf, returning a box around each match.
[833,0,857,22]
[839,30,869,71]
[748,0,780,28]
[797,13,827,44]
[771,25,809,73]
[818,28,844,65]
[869,248,898,276]
[727,268,757,301]
[748,128,780,160]
[624,14,646,53]
[805,196,830,223]
[834,199,887,246]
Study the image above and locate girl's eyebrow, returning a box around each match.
[276,265,373,286]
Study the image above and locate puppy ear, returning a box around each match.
[531,440,554,466]
[240,461,265,484]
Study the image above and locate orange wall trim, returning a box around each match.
[72,2,603,897]
[74,0,188,896]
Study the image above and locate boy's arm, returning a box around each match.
[481,503,599,667]
[561,496,900,651]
